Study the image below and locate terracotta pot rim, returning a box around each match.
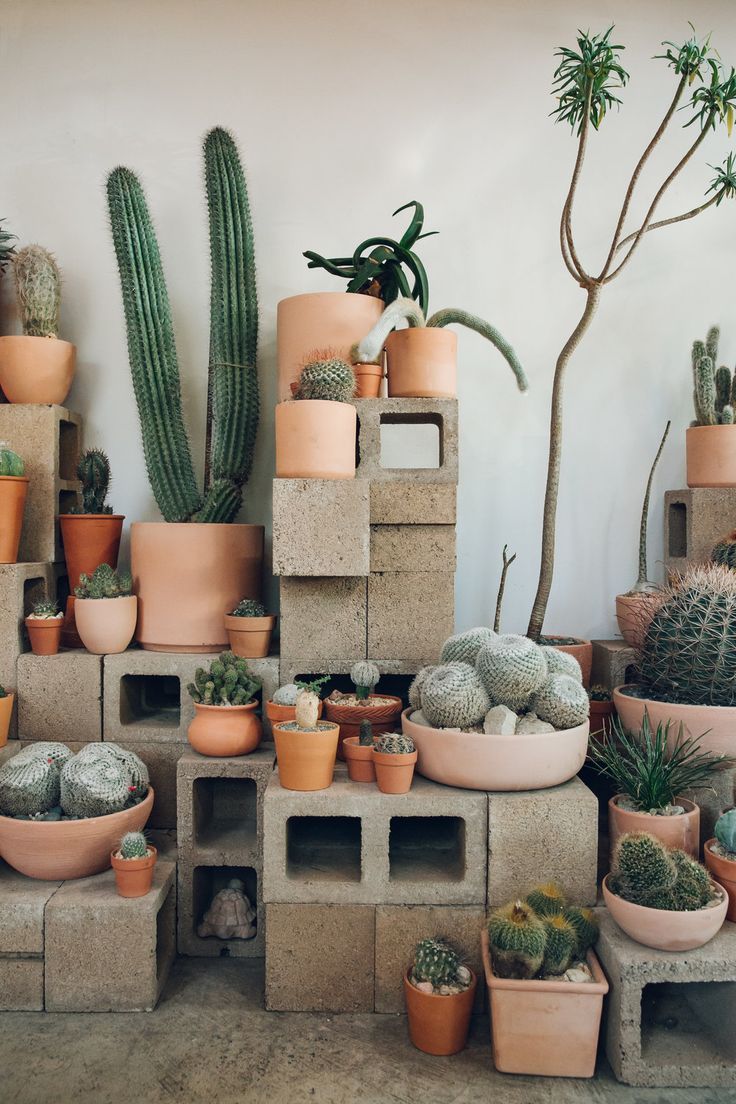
[602,872,726,916]
[354,363,384,376]
[613,684,736,715]
[402,707,587,744]
[224,614,276,630]
[58,513,125,521]
[74,594,136,604]
[272,720,339,734]
[373,749,418,765]
[131,520,262,532]
[403,967,477,1000]
[0,475,29,484]
[481,929,609,995]
[0,786,154,829]
[279,291,376,305]
[25,616,63,623]
[192,701,259,714]
[704,838,736,864]
[0,334,75,349]
[325,695,403,718]
[610,794,698,816]
[110,844,158,868]
[687,424,736,434]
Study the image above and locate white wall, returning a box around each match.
[2,0,735,639]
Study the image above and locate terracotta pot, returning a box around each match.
[342,736,376,782]
[385,328,457,398]
[58,513,126,647]
[265,699,324,726]
[324,694,404,760]
[589,699,615,739]
[541,636,592,687]
[608,795,700,866]
[131,522,263,652]
[0,475,29,563]
[354,363,383,398]
[613,685,736,758]
[272,721,339,791]
[25,617,62,655]
[275,400,356,480]
[704,839,736,922]
[615,592,662,649]
[373,747,417,793]
[602,873,727,951]
[686,425,736,487]
[481,929,608,1078]
[111,844,157,898]
[404,969,477,1056]
[0,786,154,880]
[188,701,262,757]
[403,708,589,791]
[225,613,276,659]
[0,693,13,747]
[0,335,76,405]
[277,292,383,401]
[74,595,137,655]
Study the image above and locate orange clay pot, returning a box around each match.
[373,747,417,793]
[225,614,276,659]
[0,693,13,747]
[74,595,138,655]
[589,698,614,739]
[272,721,339,791]
[704,840,736,922]
[0,476,29,563]
[265,699,324,726]
[608,795,700,867]
[385,328,457,398]
[342,736,376,783]
[686,425,736,487]
[541,635,592,687]
[324,694,404,761]
[25,617,62,655]
[275,400,356,480]
[188,701,262,757]
[602,873,727,951]
[354,363,383,398]
[58,513,126,647]
[613,686,736,758]
[277,292,383,401]
[404,969,477,1056]
[0,335,76,405]
[111,844,158,898]
[615,592,662,649]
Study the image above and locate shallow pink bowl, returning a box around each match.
[602,874,728,951]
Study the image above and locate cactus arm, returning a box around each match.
[634,420,671,590]
[195,478,246,524]
[427,308,529,393]
[355,297,426,363]
[694,354,718,425]
[706,325,720,365]
[715,365,732,416]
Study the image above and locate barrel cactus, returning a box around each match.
[440,627,496,666]
[272,683,300,706]
[564,906,599,957]
[70,449,113,515]
[487,901,547,980]
[541,913,577,976]
[350,660,380,700]
[0,754,61,816]
[187,651,262,707]
[79,743,149,800]
[530,674,589,729]
[0,444,24,477]
[408,666,436,710]
[60,754,131,818]
[611,832,678,906]
[715,808,736,855]
[14,742,73,768]
[540,646,582,681]
[420,663,490,729]
[712,532,736,571]
[374,732,415,754]
[526,882,567,917]
[412,938,462,987]
[476,634,548,712]
[118,830,149,859]
[296,354,356,403]
[75,563,133,599]
[13,244,61,338]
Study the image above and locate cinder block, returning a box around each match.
[0,404,81,563]
[487,777,598,907]
[375,905,485,1013]
[176,748,274,862]
[0,861,61,954]
[263,768,487,906]
[367,571,454,664]
[591,639,638,692]
[664,487,736,574]
[370,525,456,573]
[0,959,44,1011]
[18,650,102,742]
[273,479,369,576]
[279,577,367,664]
[177,861,264,959]
[265,902,375,1011]
[44,861,176,1012]
[114,740,186,830]
[597,909,736,1087]
[683,766,736,849]
[0,562,56,738]
[354,398,458,483]
[370,481,457,525]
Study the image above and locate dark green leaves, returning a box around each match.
[551,26,629,133]
[686,59,736,130]
[657,24,712,82]
[707,152,736,204]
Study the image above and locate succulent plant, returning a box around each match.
[420,662,490,729]
[75,563,133,600]
[0,753,61,815]
[530,673,589,728]
[476,634,548,712]
[412,937,463,987]
[440,627,497,666]
[526,882,567,917]
[358,719,374,747]
[692,326,736,426]
[712,531,736,571]
[272,676,329,706]
[563,906,599,957]
[487,901,547,980]
[295,354,356,403]
[350,660,380,700]
[588,684,612,701]
[29,599,60,619]
[187,651,261,707]
[374,732,415,754]
[69,449,113,515]
[0,218,16,275]
[82,742,149,800]
[229,598,267,617]
[294,689,320,730]
[610,832,716,912]
[541,913,577,975]
[715,808,736,855]
[15,742,73,768]
[118,830,149,859]
[0,685,6,698]
[540,646,582,681]
[12,245,61,338]
[0,444,24,477]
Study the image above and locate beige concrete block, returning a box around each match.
[114,740,186,830]
[0,861,61,954]
[370,525,456,573]
[355,398,458,483]
[279,577,367,664]
[367,571,454,664]
[18,650,102,742]
[370,481,457,525]
[0,958,44,1011]
[591,639,638,692]
[665,487,736,573]
[273,479,369,576]
[683,765,736,849]
[177,860,264,958]
[0,562,56,738]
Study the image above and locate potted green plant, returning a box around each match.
[225,598,276,659]
[404,937,476,1056]
[73,564,137,655]
[588,685,614,737]
[0,444,28,564]
[687,325,736,486]
[272,687,339,792]
[25,599,63,655]
[342,719,377,783]
[704,807,736,921]
[482,883,607,1077]
[373,732,417,793]
[324,662,404,759]
[186,652,263,757]
[275,353,357,479]
[107,128,264,653]
[265,677,328,727]
[603,832,727,950]
[0,684,13,748]
[111,830,157,898]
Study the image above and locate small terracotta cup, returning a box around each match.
[404,969,477,1056]
[25,617,62,655]
[225,613,276,659]
[111,845,158,898]
[373,747,417,793]
[353,363,383,397]
[342,736,376,783]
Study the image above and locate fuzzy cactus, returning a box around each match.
[119,830,149,859]
[440,627,496,666]
[0,753,61,816]
[530,673,589,729]
[272,683,300,707]
[15,742,73,768]
[358,719,374,747]
[408,665,436,710]
[0,444,24,477]
[420,663,490,729]
[12,245,61,338]
[563,906,599,957]
[487,901,547,980]
[350,660,380,700]
[412,937,462,987]
[541,913,577,976]
[229,598,266,617]
[295,689,320,730]
[296,354,356,403]
[354,297,426,362]
[75,563,133,600]
[539,646,582,682]
[60,755,131,818]
[187,651,261,707]
[79,743,149,800]
[715,808,736,854]
[526,882,567,917]
[0,218,16,275]
[692,326,736,426]
[70,449,113,515]
[712,531,736,571]
[476,634,548,712]
[374,732,415,754]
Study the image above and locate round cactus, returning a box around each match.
[60,755,130,818]
[13,244,61,338]
[119,830,149,860]
[541,913,577,976]
[487,901,547,980]
[420,663,490,729]
[526,882,567,917]
[712,531,736,571]
[0,753,61,816]
[476,634,548,712]
[530,674,589,729]
[350,660,380,700]
[296,354,356,403]
[563,906,599,957]
[440,627,496,666]
[14,742,73,768]
[374,732,415,754]
[81,743,149,800]
[540,645,582,682]
[272,683,300,706]
[230,598,266,617]
[613,832,678,906]
[408,666,436,710]
[669,849,714,911]
[295,690,320,730]
[74,448,112,514]
[715,808,736,854]
[0,444,24,477]
[412,937,461,987]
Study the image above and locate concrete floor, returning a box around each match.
[2,958,736,1104]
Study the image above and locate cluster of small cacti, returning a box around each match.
[12,244,61,338]
[440,627,496,666]
[75,563,133,600]
[609,833,717,912]
[588,684,612,702]
[411,937,469,992]
[715,808,736,856]
[118,830,149,860]
[69,449,113,515]
[229,598,267,617]
[712,531,736,571]
[28,599,61,619]
[374,732,415,755]
[691,326,736,426]
[187,652,261,707]
[0,444,24,477]
[350,660,380,700]
[487,882,599,980]
[295,353,356,403]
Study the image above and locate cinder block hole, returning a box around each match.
[120,674,181,729]
[389,816,465,882]
[156,886,176,981]
[192,865,258,953]
[58,489,78,516]
[58,419,80,481]
[641,981,736,1066]
[22,577,46,618]
[668,501,687,558]
[286,815,361,882]
[193,777,257,853]
[379,414,442,469]
[624,662,639,685]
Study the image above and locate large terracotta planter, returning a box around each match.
[188,701,262,757]
[602,874,727,951]
[0,475,29,563]
[0,693,13,747]
[74,595,137,655]
[481,929,608,1078]
[25,617,62,655]
[277,292,383,401]
[385,328,457,398]
[608,794,700,865]
[324,694,404,760]
[354,363,383,397]
[131,522,263,652]
[58,513,126,648]
[614,685,736,757]
[615,592,662,649]
[541,636,592,687]
[589,699,614,738]
[403,708,588,791]
[0,786,154,880]
[111,844,157,898]
[265,699,323,726]
[404,969,477,1056]
[373,747,417,793]
[272,721,339,791]
[275,400,356,480]
[225,613,276,659]
[0,335,76,405]
[342,736,376,782]
[704,840,736,922]
[686,425,736,487]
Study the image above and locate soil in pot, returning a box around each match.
[602,873,728,951]
[0,335,76,404]
[275,400,357,480]
[608,794,700,865]
[385,328,457,398]
[188,701,262,757]
[539,635,592,687]
[74,595,137,655]
[324,693,404,760]
[0,693,13,747]
[0,476,29,563]
[272,721,339,791]
[25,617,62,655]
[373,747,417,793]
[111,844,157,898]
[704,839,736,922]
[404,970,476,1056]
[225,613,276,659]
[686,425,736,488]
[342,736,376,783]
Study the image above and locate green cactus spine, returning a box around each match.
[487,901,547,980]
[374,732,415,754]
[612,832,678,906]
[13,245,61,338]
[412,938,461,987]
[715,808,736,854]
[541,913,577,975]
[296,355,356,402]
[526,882,568,917]
[359,719,374,747]
[119,830,149,859]
[73,449,112,514]
[563,906,599,957]
[0,444,24,476]
[75,563,132,599]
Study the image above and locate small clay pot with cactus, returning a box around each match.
[372,732,417,794]
[0,443,29,564]
[342,719,377,783]
[25,599,63,656]
[275,351,357,479]
[686,325,736,487]
[0,683,13,748]
[224,598,276,659]
[186,652,263,757]
[588,684,614,738]
[111,830,157,898]
[73,564,137,655]
[265,677,328,727]
[324,661,404,760]
[0,244,76,404]
[404,937,476,1056]
[703,808,736,923]
[271,687,339,792]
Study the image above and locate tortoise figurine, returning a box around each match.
[197,878,256,939]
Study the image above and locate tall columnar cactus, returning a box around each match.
[420,663,490,729]
[12,245,61,338]
[715,808,736,854]
[350,660,380,700]
[0,444,24,476]
[187,651,261,707]
[73,448,112,514]
[487,901,547,980]
[692,326,736,426]
[412,938,462,987]
[295,354,356,403]
[475,634,548,712]
[440,627,497,666]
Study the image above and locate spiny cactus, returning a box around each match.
[541,913,577,975]
[408,665,436,710]
[476,634,548,712]
[294,689,320,730]
[712,531,736,571]
[29,599,60,618]
[420,663,490,729]
[563,906,599,957]
[229,598,266,617]
[0,753,61,816]
[0,218,16,275]
[119,830,149,859]
[350,660,380,700]
[526,882,567,917]
[187,651,261,707]
[540,645,582,681]
[61,754,130,818]
[487,901,547,980]
[374,732,415,754]
[0,743,147,819]
[715,808,736,854]
[440,627,497,666]
[75,563,133,600]
[610,833,716,911]
[426,308,528,392]
[692,326,736,426]
[296,353,356,403]
[359,719,374,747]
[79,742,149,800]
[15,742,73,768]
[412,937,462,987]
[530,673,589,729]
[12,245,61,338]
[0,444,24,477]
[70,449,113,515]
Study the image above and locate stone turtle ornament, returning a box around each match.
[197,878,256,940]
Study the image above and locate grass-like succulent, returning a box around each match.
[551,26,629,133]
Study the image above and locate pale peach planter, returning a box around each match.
[275,400,356,479]
[608,794,700,866]
[613,685,736,757]
[0,693,13,747]
[542,636,592,687]
[615,592,662,649]
[225,613,276,659]
[481,929,608,1078]
[0,335,76,405]
[131,522,263,652]
[277,292,383,401]
[0,475,29,563]
[354,363,383,397]
[704,840,736,922]
[686,425,736,487]
[385,328,457,398]
[188,701,262,757]
[602,874,727,950]
[402,708,588,791]
[74,595,138,655]
[0,786,154,880]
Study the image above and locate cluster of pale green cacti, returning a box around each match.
[609,833,717,912]
[187,652,262,707]
[75,563,132,600]
[692,326,736,426]
[295,353,356,403]
[487,882,599,980]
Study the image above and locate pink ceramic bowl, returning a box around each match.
[602,874,728,951]
[613,685,736,757]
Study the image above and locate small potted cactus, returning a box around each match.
[482,883,608,1077]
[342,719,377,783]
[265,677,328,726]
[224,598,276,659]
[73,564,137,655]
[0,684,13,748]
[271,687,339,791]
[588,685,614,738]
[186,652,263,757]
[25,599,63,655]
[275,351,357,479]
[111,830,157,898]
[603,832,728,951]
[0,444,29,564]
[0,245,76,404]
[686,326,736,487]
[404,937,476,1056]
[324,661,404,760]
[704,808,736,922]
[372,732,417,793]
